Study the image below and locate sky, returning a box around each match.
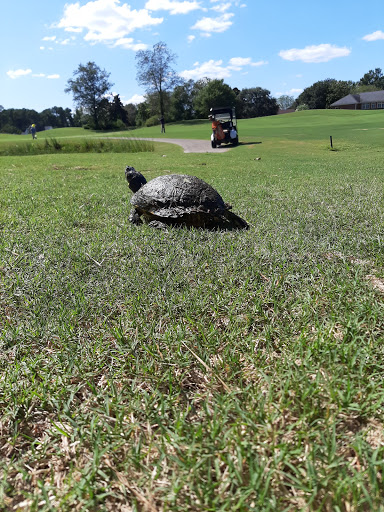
[1,0,384,112]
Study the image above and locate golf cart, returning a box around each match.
[209,106,238,148]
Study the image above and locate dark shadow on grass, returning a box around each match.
[238,141,262,146]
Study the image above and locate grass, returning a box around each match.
[105,108,384,147]
[0,137,154,156]
[1,111,384,510]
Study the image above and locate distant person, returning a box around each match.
[31,124,37,140]
[159,116,165,133]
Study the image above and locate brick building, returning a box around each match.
[330,91,384,110]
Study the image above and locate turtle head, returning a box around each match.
[125,166,147,192]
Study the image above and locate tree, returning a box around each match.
[136,42,180,119]
[0,108,40,133]
[294,79,336,110]
[110,94,129,125]
[293,79,357,109]
[277,95,294,110]
[359,68,384,89]
[40,106,73,128]
[193,79,236,118]
[326,80,354,107]
[72,108,84,127]
[169,80,196,121]
[237,87,278,118]
[135,102,151,126]
[124,103,138,127]
[65,62,113,129]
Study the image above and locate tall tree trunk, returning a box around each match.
[159,89,164,118]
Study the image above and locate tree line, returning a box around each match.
[1,39,383,134]
[0,105,74,135]
[293,68,384,110]
[62,55,279,131]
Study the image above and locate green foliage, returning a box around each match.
[135,101,151,126]
[193,79,236,118]
[65,61,113,129]
[353,84,383,93]
[145,115,161,127]
[0,123,22,134]
[123,103,138,127]
[277,94,294,110]
[294,79,358,109]
[325,80,355,107]
[169,80,196,121]
[236,87,279,118]
[0,107,40,133]
[0,106,74,135]
[109,94,129,125]
[136,41,180,117]
[295,103,310,111]
[294,79,335,109]
[359,67,384,89]
[145,90,172,119]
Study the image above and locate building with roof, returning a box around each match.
[330,91,384,110]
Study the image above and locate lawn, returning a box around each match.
[1,111,384,511]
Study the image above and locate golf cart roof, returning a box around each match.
[210,106,236,115]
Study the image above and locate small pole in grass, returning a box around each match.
[330,135,333,148]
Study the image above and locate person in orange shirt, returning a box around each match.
[210,115,225,141]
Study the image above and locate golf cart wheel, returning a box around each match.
[211,140,217,148]
[233,137,239,146]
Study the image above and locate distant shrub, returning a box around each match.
[0,124,22,134]
[296,104,310,111]
[145,115,160,127]
[110,119,129,131]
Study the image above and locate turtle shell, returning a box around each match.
[131,174,227,218]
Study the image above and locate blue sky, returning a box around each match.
[2,0,384,112]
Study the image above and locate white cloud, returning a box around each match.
[180,59,232,79]
[145,0,201,15]
[7,69,60,80]
[251,60,267,67]
[40,46,45,50]
[125,94,146,104]
[65,27,83,33]
[228,57,267,68]
[275,88,303,97]
[279,44,350,63]
[191,13,233,36]
[114,38,148,50]
[42,36,57,41]
[362,30,384,41]
[187,35,195,43]
[180,56,267,80]
[7,69,32,79]
[56,0,163,47]
[211,2,231,12]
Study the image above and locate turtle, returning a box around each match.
[125,166,249,230]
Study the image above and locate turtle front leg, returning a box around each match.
[129,207,142,225]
